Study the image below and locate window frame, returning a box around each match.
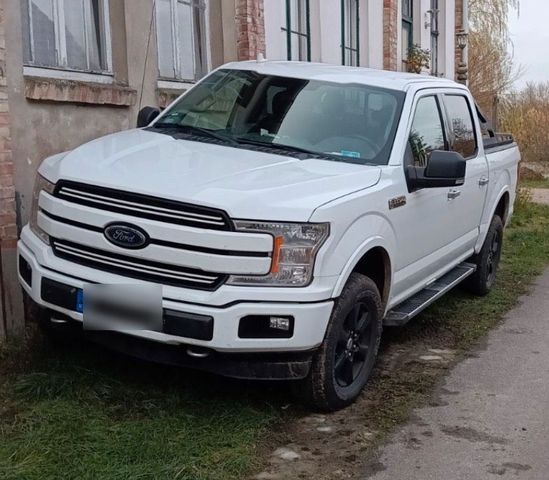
[441,93,479,160]
[405,93,449,168]
[430,0,440,76]
[341,0,360,66]
[23,0,113,75]
[401,0,413,68]
[156,0,209,83]
[283,0,311,62]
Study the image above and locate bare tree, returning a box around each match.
[468,0,521,119]
[500,82,549,170]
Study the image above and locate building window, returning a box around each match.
[283,0,311,61]
[22,0,111,73]
[430,0,439,76]
[341,0,360,66]
[402,0,413,69]
[156,0,207,82]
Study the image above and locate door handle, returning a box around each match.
[448,189,461,200]
[479,176,489,186]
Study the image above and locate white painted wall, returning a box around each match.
[263,0,458,80]
[264,1,287,61]
[441,0,456,79]
[362,0,383,69]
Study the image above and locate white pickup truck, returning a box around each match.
[18,61,520,410]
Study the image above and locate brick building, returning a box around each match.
[0,0,468,339]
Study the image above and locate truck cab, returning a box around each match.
[18,61,520,410]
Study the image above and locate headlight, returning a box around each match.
[227,221,329,287]
[29,174,56,245]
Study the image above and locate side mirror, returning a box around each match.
[137,106,161,128]
[406,150,466,191]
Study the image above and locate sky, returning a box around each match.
[508,0,549,89]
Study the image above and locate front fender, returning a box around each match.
[313,210,396,298]
[331,235,394,298]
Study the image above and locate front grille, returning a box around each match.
[54,181,232,231]
[51,239,226,290]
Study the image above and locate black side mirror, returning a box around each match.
[137,106,161,128]
[407,150,466,191]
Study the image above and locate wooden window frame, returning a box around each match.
[156,0,208,83]
[430,0,440,76]
[23,0,113,74]
[402,0,413,67]
[341,0,360,66]
[283,0,311,62]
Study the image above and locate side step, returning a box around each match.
[384,262,477,327]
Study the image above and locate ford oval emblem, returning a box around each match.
[104,223,149,249]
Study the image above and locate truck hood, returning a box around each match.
[40,129,381,221]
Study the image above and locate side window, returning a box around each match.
[408,96,446,167]
[444,95,478,158]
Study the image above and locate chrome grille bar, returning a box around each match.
[54,181,232,231]
[52,239,225,290]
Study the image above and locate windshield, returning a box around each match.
[154,69,405,165]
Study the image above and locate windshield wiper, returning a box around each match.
[233,137,340,160]
[153,123,239,146]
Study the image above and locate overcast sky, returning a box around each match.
[508,0,549,89]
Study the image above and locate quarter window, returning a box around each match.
[444,95,477,158]
[408,96,446,167]
[341,0,360,66]
[21,0,111,72]
[156,0,207,81]
[284,0,311,61]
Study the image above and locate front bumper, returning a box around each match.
[18,235,334,356]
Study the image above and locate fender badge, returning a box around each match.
[389,196,407,210]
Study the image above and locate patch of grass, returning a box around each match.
[0,340,283,480]
[520,177,549,189]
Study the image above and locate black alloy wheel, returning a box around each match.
[298,273,383,411]
[334,301,376,388]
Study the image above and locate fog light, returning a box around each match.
[238,315,294,339]
[269,316,291,331]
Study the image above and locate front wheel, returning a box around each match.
[297,273,383,411]
[465,215,504,296]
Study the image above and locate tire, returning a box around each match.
[297,273,383,412]
[465,215,504,296]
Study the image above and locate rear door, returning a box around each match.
[440,92,489,249]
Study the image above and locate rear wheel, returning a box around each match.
[297,273,383,411]
[465,215,504,296]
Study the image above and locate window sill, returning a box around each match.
[24,75,137,107]
[23,66,115,84]
[156,80,193,108]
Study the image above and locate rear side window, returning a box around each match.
[444,95,477,158]
[408,96,446,167]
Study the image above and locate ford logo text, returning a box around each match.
[104,223,149,249]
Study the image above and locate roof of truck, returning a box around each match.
[222,60,464,92]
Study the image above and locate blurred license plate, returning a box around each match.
[81,284,162,331]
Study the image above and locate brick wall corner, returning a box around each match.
[235,0,265,61]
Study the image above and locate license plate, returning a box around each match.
[76,289,84,313]
[81,284,162,331]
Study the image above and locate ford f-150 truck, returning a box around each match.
[18,61,520,411]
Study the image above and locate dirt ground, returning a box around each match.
[252,343,457,479]
[530,188,549,205]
